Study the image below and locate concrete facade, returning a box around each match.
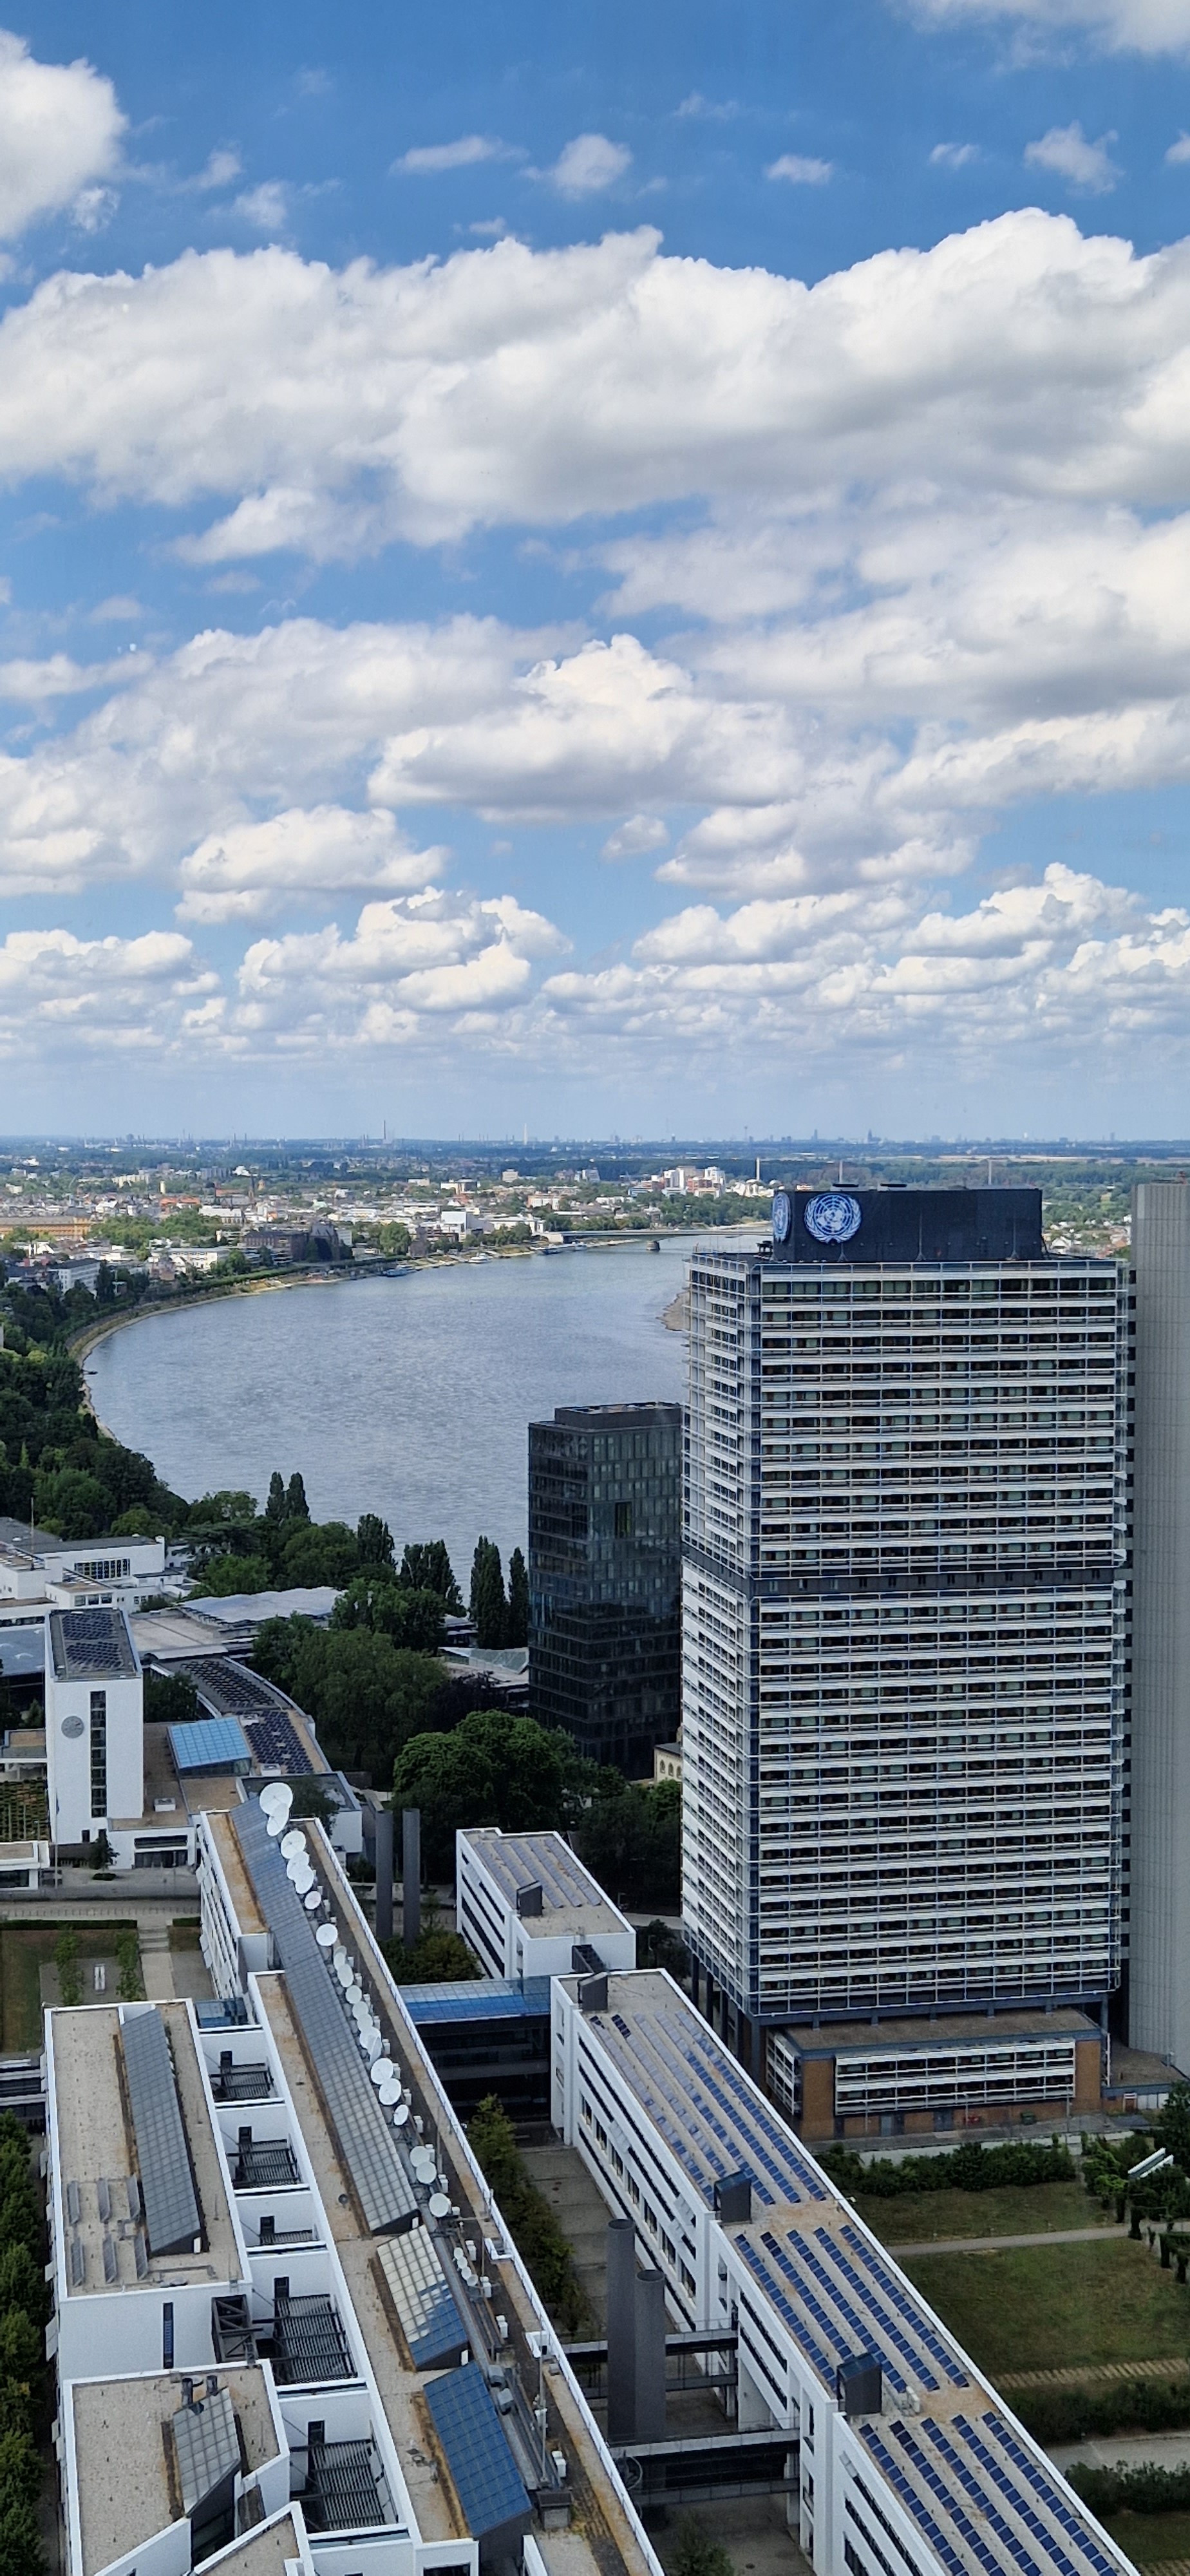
[1129,1179,1190,2067]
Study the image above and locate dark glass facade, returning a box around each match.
[528,1401,683,1774]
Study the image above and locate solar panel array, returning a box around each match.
[50,1606,137,1681]
[120,2007,202,2257]
[233,1799,418,2234]
[587,1999,827,2213]
[424,2363,533,2541]
[243,1709,314,1774]
[859,2413,1122,2576]
[185,1658,287,1718]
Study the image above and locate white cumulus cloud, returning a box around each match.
[393,135,513,174]
[545,135,632,194]
[900,0,1190,55]
[766,154,833,185]
[1024,122,1120,191]
[0,27,124,240]
[176,806,450,922]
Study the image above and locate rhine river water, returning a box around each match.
[85,1239,701,1582]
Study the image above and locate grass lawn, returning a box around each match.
[858,2181,1108,2244]
[903,2237,1190,2379]
[168,1919,203,1951]
[0,1924,138,2050]
[1101,2508,1190,2564]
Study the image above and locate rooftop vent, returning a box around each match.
[714,2172,753,2226]
[836,2354,883,2418]
[515,1882,543,1919]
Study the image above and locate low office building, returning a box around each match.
[457,1826,636,1981]
[529,1401,682,1773]
[551,1964,1135,2576]
[767,2005,1104,2140]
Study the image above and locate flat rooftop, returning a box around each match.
[48,1605,137,1683]
[73,2367,280,2576]
[50,2001,240,2293]
[466,1827,630,1940]
[787,2005,1100,2056]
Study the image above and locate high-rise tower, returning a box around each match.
[681,1186,1128,2137]
[529,1401,682,1773]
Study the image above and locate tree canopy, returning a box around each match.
[392,1709,585,1874]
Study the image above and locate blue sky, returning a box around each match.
[5,0,1190,1135]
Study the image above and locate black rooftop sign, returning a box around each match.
[768,1186,1046,1266]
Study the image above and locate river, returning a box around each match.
[84,1241,698,1584]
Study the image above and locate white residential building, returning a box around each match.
[457,1827,636,1981]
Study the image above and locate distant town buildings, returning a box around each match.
[529,1401,683,1773]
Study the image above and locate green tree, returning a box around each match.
[33,1467,109,1539]
[0,2309,39,2383]
[506,1547,529,1647]
[53,1929,81,2007]
[399,1540,462,1609]
[469,1536,507,1646]
[0,2496,46,2576]
[574,1775,681,1911]
[0,2247,43,2330]
[143,1669,199,1726]
[357,1512,395,1568]
[0,2425,41,2512]
[115,1928,143,2002]
[285,1470,310,1522]
[392,1709,579,1875]
[382,1926,478,1982]
[265,1470,286,1523]
[1158,2079,1190,2172]
[251,1619,449,1778]
[188,1489,258,1526]
[91,1828,113,1870]
[468,2095,590,2333]
[332,1576,445,1653]
[192,1552,272,1598]
[671,2518,733,2576]
[277,1520,360,1588]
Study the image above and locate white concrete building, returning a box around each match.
[456,1828,636,1981]
[682,1186,1129,2126]
[551,1964,1136,2576]
[46,1607,144,1850]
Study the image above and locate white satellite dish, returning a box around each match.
[260,1783,289,1819]
[428,2192,451,2220]
[380,2083,402,2112]
[411,2148,436,2180]
[365,2031,382,2063]
[303,1889,322,1913]
[294,1867,315,1897]
[393,2103,410,2126]
[316,1923,337,1949]
[332,1946,346,1971]
[370,2060,389,2088]
[266,1812,285,1838]
[335,1956,352,1988]
[280,1829,306,1860]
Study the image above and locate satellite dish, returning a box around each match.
[428,2192,451,2220]
[280,1830,306,1860]
[316,1923,337,1949]
[370,2059,389,2088]
[332,1947,346,1972]
[294,1867,315,1896]
[379,2081,402,2110]
[335,1956,352,1988]
[365,2032,382,2063]
[266,1812,285,1837]
[260,1783,290,1820]
[303,1889,322,1913]
[393,2103,410,2126]
[411,2148,436,2180]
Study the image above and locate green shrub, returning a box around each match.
[671,2517,733,2576]
[821,2136,1075,2199]
[468,2095,592,2336]
[1017,2374,1190,2445]
[1068,2459,1190,2515]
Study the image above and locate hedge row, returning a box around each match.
[468,2094,592,2338]
[1068,2459,1190,2517]
[1017,2373,1190,2447]
[821,2137,1075,2199]
[0,2112,47,2576]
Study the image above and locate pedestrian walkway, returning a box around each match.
[1002,2353,1190,2392]
[137,1921,175,2002]
[898,2222,1126,2256]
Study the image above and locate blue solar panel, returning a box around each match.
[840,2226,968,2387]
[733,2235,835,2386]
[243,1708,313,1774]
[960,2418,1122,2576]
[169,1714,251,1772]
[424,2365,532,2539]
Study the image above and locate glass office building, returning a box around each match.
[529,1401,683,1772]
